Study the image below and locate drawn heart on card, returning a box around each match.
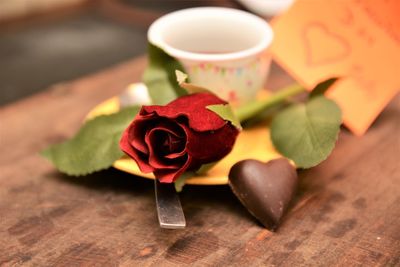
[303,22,351,66]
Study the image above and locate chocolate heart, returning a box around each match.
[228,158,298,230]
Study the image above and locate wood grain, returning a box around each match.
[1,56,399,266]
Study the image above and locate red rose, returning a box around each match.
[120,93,239,183]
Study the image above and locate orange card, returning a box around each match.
[271,0,400,135]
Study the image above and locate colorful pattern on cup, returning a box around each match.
[183,54,271,105]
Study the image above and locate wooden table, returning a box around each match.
[1,56,399,266]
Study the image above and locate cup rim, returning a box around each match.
[148,7,273,62]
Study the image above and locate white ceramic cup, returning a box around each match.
[148,7,273,106]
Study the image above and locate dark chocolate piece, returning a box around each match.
[228,158,298,230]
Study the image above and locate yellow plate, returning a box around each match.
[87,90,283,185]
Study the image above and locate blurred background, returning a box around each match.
[0,0,295,106]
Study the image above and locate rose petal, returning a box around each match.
[146,131,186,170]
[128,113,159,154]
[182,123,239,163]
[142,93,227,132]
[164,131,185,154]
[154,156,193,183]
[120,128,154,173]
[164,151,186,159]
[127,115,152,154]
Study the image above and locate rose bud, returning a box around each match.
[120,93,239,183]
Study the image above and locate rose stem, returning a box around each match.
[235,83,306,122]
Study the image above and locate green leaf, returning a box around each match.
[41,106,140,176]
[174,172,195,192]
[196,162,217,175]
[310,77,339,98]
[270,96,342,168]
[175,70,211,94]
[207,104,242,130]
[143,43,187,105]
